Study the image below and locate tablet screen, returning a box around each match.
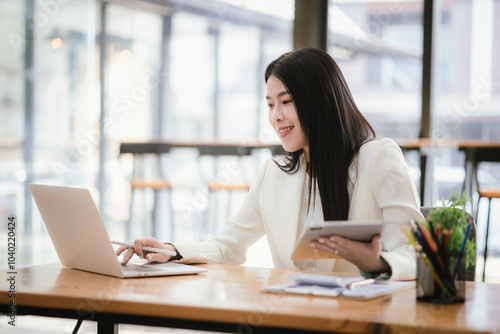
[291,220,410,260]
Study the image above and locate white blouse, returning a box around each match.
[294,177,324,271]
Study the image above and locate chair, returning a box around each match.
[461,146,500,281]
[420,206,476,282]
[119,143,173,240]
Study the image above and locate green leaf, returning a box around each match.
[424,191,476,268]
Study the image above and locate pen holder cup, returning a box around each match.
[416,252,466,304]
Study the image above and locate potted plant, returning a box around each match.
[411,192,476,303]
[424,192,476,271]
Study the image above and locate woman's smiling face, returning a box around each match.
[266,75,309,159]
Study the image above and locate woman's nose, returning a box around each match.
[271,106,284,122]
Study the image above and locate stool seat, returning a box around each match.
[478,187,500,199]
[208,182,250,191]
[131,180,173,190]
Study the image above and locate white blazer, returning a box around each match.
[174,138,424,280]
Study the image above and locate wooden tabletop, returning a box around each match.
[120,141,278,149]
[1,264,500,333]
[119,141,286,156]
[394,138,500,149]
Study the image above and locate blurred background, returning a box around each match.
[1,0,499,283]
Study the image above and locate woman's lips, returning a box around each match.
[277,126,294,137]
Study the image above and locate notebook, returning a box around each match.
[29,184,207,278]
[262,272,415,300]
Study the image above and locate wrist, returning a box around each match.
[165,243,183,261]
[361,257,390,275]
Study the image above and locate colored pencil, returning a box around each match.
[452,223,472,280]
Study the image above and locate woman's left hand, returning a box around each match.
[310,234,390,274]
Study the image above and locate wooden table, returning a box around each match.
[395,138,500,207]
[119,141,286,156]
[456,141,500,204]
[1,264,500,334]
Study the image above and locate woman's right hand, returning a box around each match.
[116,237,176,265]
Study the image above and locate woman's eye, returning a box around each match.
[283,100,293,105]
[267,103,274,109]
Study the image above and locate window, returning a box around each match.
[330,1,423,139]
[0,0,293,269]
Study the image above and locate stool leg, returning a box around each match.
[141,187,147,236]
[152,188,160,238]
[483,197,492,282]
[211,190,220,238]
[127,187,135,241]
[201,190,212,241]
[167,188,175,241]
[223,190,232,236]
[200,209,207,241]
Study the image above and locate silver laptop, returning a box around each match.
[29,183,207,278]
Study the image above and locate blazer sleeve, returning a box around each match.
[171,159,270,265]
[369,138,424,280]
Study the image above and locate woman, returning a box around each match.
[118,47,423,280]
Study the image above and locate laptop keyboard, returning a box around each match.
[122,264,163,273]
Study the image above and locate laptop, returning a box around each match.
[29,183,207,278]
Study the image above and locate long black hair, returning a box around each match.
[265,47,375,221]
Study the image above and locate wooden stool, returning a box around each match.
[120,143,173,240]
[129,179,173,239]
[197,144,254,240]
[206,182,250,237]
[478,187,500,281]
[460,145,500,281]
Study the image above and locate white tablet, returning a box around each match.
[291,220,411,260]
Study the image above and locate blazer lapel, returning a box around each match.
[269,157,307,262]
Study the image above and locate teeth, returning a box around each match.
[278,126,293,134]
